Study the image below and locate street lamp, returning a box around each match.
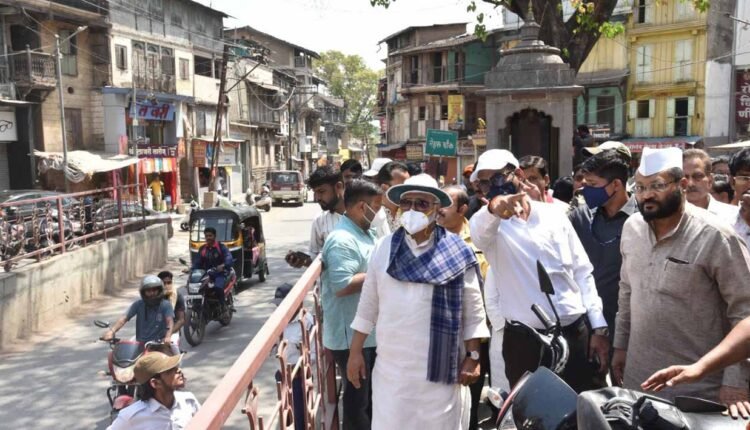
[55,25,87,192]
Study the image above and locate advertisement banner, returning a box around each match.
[737,70,750,124]
[134,102,175,121]
[457,140,475,156]
[425,129,458,157]
[0,111,17,141]
[128,144,178,158]
[447,95,465,131]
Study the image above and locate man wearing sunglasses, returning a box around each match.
[469,149,609,394]
[568,150,637,378]
[347,174,488,429]
[613,147,750,417]
[107,352,199,429]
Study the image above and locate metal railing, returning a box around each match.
[187,258,339,430]
[11,49,57,87]
[0,185,148,271]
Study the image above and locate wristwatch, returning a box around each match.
[593,327,610,337]
[466,350,480,361]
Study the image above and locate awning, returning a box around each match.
[707,140,750,151]
[0,99,37,106]
[140,158,177,174]
[34,150,139,183]
[621,136,703,154]
[376,142,407,151]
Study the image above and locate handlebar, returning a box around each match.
[531,304,555,332]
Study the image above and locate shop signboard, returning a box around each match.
[457,140,475,156]
[135,102,175,121]
[406,143,424,161]
[129,144,178,158]
[425,129,457,157]
[192,140,238,167]
[447,95,465,130]
[0,111,17,141]
[737,70,750,124]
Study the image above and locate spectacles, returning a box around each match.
[478,170,514,190]
[633,181,676,194]
[399,198,436,212]
[735,176,750,184]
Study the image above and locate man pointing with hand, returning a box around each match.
[470,149,609,393]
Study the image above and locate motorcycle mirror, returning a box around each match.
[536,260,554,295]
[93,320,109,328]
[179,258,188,266]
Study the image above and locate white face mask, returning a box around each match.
[400,210,432,235]
[370,206,387,229]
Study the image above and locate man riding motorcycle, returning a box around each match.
[101,275,175,346]
[191,226,234,309]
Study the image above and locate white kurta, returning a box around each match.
[351,233,490,430]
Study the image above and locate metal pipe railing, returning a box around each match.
[187,258,338,430]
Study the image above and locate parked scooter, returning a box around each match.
[180,200,200,231]
[93,320,172,422]
[178,258,237,347]
[490,262,745,429]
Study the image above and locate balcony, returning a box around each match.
[133,73,176,94]
[11,51,57,90]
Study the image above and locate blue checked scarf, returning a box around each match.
[387,225,478,384]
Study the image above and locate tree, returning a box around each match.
[313,51,381,142]
[371,0,709,73]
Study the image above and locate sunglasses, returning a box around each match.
[399,198,436,212]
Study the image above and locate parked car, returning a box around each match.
[269,170,305,206]
[94,200,174,238]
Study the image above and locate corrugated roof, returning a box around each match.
[378,23,468,44]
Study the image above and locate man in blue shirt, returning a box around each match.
[321,179,382,430]
[101,275,175,345]
[192,227,234,307]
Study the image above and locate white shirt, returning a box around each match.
[470,201,606,329]
[734,213,750,249]
[278,312,316,366]
[707,195,739,226]
[351,232,489,430]
[107,391,201,430]
[310,209,390,256]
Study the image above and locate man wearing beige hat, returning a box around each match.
[107,352,199,430]
[613,147,750,414]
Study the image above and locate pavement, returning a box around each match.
[0,198,321,429]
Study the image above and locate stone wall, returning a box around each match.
[0,224,168,351]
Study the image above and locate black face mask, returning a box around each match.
[486,172,517,200]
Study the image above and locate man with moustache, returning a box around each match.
[682,149,738,224]
[612,147,750,412]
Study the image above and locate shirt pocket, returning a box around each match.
[656,260,703,304]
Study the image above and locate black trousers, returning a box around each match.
[503,316,605,394]
[331,347,376,430]
[468,341,491,430]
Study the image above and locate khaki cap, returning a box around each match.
[134,352,182,384]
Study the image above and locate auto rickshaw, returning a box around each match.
[189,206,268,282]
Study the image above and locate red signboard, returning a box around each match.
[737,70,750,124]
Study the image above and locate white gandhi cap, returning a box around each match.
[470,149,520,182]
[637,147,683,177]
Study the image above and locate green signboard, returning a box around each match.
[425,129,458,157]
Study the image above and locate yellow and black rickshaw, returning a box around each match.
[189,206,268,282]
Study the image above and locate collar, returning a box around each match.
[648,205,690,245]
[592,194,638,218]
[341,213,374,238]
[147,397,170,413]
[460,218,471,241]
[707,195,721,212]
[404,229,435,251]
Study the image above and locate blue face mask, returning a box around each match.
[582,183,612,209]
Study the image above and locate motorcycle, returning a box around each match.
[93,320,172,422]
[245,188,271,212]
[179,258,237,347]
[490,262,745,430]
[180,200,200,232]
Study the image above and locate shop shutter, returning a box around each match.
[0,143,10,189]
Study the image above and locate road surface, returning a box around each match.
[0,200,321,429]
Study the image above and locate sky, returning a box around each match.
[194,0,507,71]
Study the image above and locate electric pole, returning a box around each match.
[208,44,230,191]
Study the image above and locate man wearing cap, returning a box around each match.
[347,174,489,430]
[321,179,383,429]
[568,150,637,374]
[613,147,750,409]
[682,149,738,225]
[107,352,199,430]
[469,149,609,393]
[375,161,411,231]
[362,157,392,180]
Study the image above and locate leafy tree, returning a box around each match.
[371,0,709,73]
[313,51,381,141]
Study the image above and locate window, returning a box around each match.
[636,45,653,83]
[409,56,419,84]
[629,99,654,137]
[667,96,695,136]
[161,47,174,76]
[64,108,83,149]
[418,106,426,120]
[675,0,694,20]
[115,44,127,70]
[432,52,443,84]
[674,40,693,82]
[194,55,212,77]
[59,29,78,76]
[637,0,652,24]
[179,58,189,80]
[637,100,650,119]
[596,95,616,130]
[196,111,207,136]
[441,104,448,120]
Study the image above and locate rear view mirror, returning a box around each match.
[536,260,554,295]
[179,258,188,266]
[93,320,109,328]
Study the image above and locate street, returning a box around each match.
[0,200,322,429]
